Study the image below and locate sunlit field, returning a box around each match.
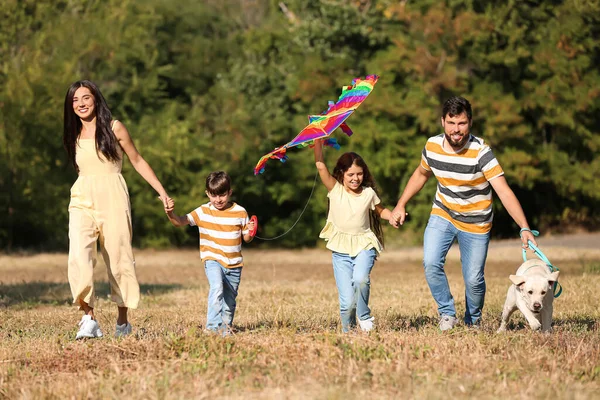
[1,240,600,399]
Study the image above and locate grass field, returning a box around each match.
[1,242,600,399]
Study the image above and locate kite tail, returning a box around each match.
[254,147,288,175]
[324,138,341,150]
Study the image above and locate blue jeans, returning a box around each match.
[204,260,242,333]
[423,215,490,325]
[332,248,377,332]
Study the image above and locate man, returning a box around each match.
[392,96,537,330]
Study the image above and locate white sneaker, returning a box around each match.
[115,322,132,338]
[439,315,458,331]
[76,315,103,339]
[358,317,375,332]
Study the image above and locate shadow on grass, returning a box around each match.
[235,315,441,333]
[495,316,597,332]
[387,314,438,331]
[234,319,340,333]
[0,281,183,307]
[553,316,598,331]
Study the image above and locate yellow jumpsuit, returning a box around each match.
[67,130,139,309]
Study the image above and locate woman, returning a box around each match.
[63,80,171,339]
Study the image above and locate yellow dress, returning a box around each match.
[67,122,139,309]
[319,182,383,257]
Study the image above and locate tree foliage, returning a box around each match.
[1,0,599,251]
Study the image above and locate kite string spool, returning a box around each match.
[254,171,319,241]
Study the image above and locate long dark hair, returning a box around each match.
[63,80,121,171]
[332,152,384,248]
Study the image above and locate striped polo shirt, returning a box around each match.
[421,134,504,234]
[187,202,249,268]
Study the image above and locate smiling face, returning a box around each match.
[206,190,232,210]
[441,112,471,150]
[342,163,364,193]
[72,87,96,121]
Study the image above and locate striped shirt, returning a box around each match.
[421,134,504,234]
[187,202,249,268]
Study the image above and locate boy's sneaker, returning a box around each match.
[358,317,375,332]
[76,315,103,340]
[203,326,232,337]
[115,322,133,338]
[439,315,458,331]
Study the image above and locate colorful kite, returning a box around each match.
[253,75,379,175]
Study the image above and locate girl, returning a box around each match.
[63,80,172,339]
[314,139,397,333]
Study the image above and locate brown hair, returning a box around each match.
[442,96,472,121]
[332,152,384,248]
[205,171,231,195]
[63,80,120,171]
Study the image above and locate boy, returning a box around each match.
[165,171,254,335]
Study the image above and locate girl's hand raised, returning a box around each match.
[313,139,336,191]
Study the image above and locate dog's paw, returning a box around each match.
[529,321,542,331]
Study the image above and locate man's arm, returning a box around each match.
[391,166,432,225]
[489,176,537,248]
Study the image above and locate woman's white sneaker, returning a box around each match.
[76,315,103,339]
[115,322,133,338]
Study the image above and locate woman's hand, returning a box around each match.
[159,194,174,213]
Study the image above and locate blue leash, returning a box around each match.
[520,229,563,298]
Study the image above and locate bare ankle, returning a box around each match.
[117,306,128,326]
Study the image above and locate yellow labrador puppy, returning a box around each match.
[497,259,560,333]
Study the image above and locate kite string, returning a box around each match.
[255,171,319,241]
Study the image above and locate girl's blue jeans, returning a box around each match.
[423,215,490,325]
[331,248,377,332]
[204,260,242,333]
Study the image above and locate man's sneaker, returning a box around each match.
[115,322,133,338]
[76,315,103,339]
[439,315,458,331]
[466,320,481,330]
[358,317,375,332]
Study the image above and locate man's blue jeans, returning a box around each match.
[332,248,377,332]
[423,215,490,325]
[204,260,242,332]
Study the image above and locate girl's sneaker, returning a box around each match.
[115,322,132,338]
[358,317,375,332]
[76,315,103,340]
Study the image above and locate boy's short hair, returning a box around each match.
[205,171,231,195]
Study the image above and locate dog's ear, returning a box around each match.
[510,275,526,286]
[547,271,560,287]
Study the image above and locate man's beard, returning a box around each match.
[444,132,469,148]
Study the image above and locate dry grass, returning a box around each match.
[1,244,599,399]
